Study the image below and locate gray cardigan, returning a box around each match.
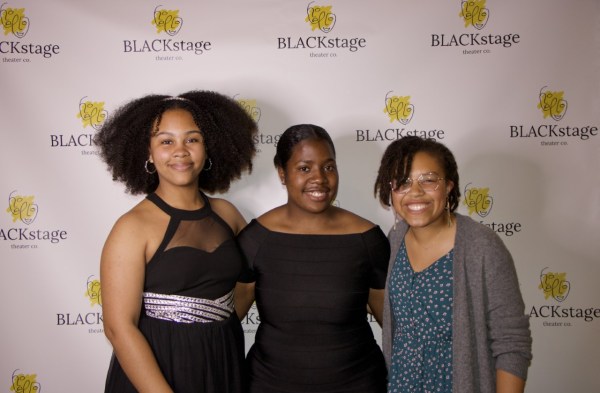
[382,213,532,393]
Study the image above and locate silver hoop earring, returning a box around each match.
[446,197,452,227]
[203,158,212,171]
[390,195,400,230]
[144,160,156,174]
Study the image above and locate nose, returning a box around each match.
[172,142,190,158]
[407,178,425,194]
[310,168,327,184]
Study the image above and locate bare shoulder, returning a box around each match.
[207,196,247,234]
[107,199,158,240]
[255,206,285,230]
[333,207,376,233]
[101,199,163,267]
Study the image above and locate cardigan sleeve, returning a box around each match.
[382,221,409,368]
[479,227,533,380]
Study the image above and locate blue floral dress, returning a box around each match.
[388,240,453,393]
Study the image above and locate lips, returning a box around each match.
[305,189,329,201]
[169,162,193,171]
[405,202,430,212]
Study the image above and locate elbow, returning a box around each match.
[102,316,138,347]
[103,321,119,344]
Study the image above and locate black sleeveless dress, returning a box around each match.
[104,193,246,393]
[237,219,390,393]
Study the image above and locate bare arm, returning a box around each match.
[367,288,385,326]
[234,282,255,320]
[101,214,173,393]
[211,198,255,319]
[496,369,526,393]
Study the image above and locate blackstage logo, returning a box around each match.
[1,190,68,248]
[0,3,61,62]
[529,267,600,326]
[463,183,522,237]
[355,91,446,143]
[233,95,279,153]
[50,96,106,156]
[241,303,260,334]
[509,86,598,146]
[122,5,212,60]
[11,370,42,393]
[235,95,262,124]
[431,1,521,55]
[56,275,104,334]
[277,2,367,57]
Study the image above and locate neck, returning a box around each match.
[281,205,336,233]
[408,214,454,247]
[154,185,204,210]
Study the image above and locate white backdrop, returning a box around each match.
[1,0,599,392]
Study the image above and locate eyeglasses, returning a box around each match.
[391,172,444,194]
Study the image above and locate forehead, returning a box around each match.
[156,109,199,130]
[406,151,444,174]
[289,138,335,161]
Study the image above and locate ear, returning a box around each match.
[445,179,454,195]
[277,166,286,185]
[147,144,154,163]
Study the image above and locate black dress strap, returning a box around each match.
[146,192,211,220]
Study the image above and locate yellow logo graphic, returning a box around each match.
[537,86,568,121]
[0,3,29,38]
[77,97,107,130]
[152,5,182,36]
[384,91,414,125]
[305,2,336,33]
[235,95,261,123]
[463,183,493,217]
[538,267,570,302]
[10,370,41,393]
[6,191,38,225]
[459,0,489,30]
[86,275,102,307]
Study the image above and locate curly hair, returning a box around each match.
[94,90,257,195]
[374,136,461,212]
[273,124,336,170]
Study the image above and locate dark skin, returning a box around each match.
[234,138,385,324]
[102,110,247,393]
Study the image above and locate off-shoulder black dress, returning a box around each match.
[238,219,390,393]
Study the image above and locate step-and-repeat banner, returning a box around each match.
[1,0,599,391]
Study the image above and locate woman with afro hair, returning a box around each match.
[95,90,257,393]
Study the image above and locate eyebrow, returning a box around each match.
[153,130,202,136]
[408,170,440,177]
[295,157,336,163]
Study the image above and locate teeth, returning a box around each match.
[407,203,428,211]
[307,191,326,197]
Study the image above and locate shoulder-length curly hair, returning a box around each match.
[94,90,257,195]
[374,136,461,212]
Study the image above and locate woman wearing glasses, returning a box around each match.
[373,136,532,393]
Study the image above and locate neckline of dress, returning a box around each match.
[147,192,211,219]
[252,218,378,237]
[400,239,454,275]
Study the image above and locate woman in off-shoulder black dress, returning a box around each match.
[235,124,390,393]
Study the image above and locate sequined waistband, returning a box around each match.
[143,290,234,323]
